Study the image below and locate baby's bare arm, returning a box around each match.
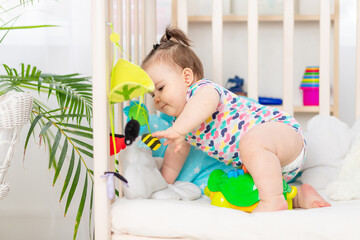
[153,87,219,152]
[172,87,219,135]
[161,141,191,184]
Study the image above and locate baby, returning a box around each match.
[142,26,331,212]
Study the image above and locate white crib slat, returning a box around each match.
[134,0,140,64]
[141,0,146,60]
[248,0,258,100]
[319,0,331,116]
[144,0,157,114]
[126,0,131,60]
[106,0,119,200]
[144,0,156,51]
[356,0,360,119]
[283,0,294,115]
[91,0,111,239]
[117,0,124,58]
[116,0,126,197]
[177,0,187,34]
[212,0,222,85]
[114,0,125,198]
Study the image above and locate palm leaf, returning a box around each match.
[65,157,81,216]
[0,15,20,43]
[60,149,75,202]
[73,174,88,240]
[77,148,93,158]
[53,138,68,186]
[88,184,94,239]
[49,129,62,169]
[63,129,93,139]
[24,114,42,155]
[0,64,92,126]
[39,120,53,137]
[0,24,59,30]
[70,138,93,151]
[39,120,53,146]
[48,114,90,120]
[61,123,93,132]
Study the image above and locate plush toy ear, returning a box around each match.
[124,119,140,145]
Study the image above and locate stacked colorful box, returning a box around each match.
[300,66,319,106]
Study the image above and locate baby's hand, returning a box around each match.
[152,127,185,152]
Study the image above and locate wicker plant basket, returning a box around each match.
[0,91,33,199]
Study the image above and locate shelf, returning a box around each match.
[269,105,334,113]
[188,14,335,23]
[294,105,334,113]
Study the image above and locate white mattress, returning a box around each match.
[111,194,360,240]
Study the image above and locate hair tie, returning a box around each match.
[166,33,171,40]
[153,43,160,50]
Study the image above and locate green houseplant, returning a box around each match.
[1,1,94,239]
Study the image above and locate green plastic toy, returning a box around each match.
[204,169,297,212]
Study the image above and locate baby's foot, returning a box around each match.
[293,184,331,209]
[252,195,288,212]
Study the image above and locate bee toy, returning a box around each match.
[141,133,161,151]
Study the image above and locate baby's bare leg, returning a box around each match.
[293,184,331,209]
[239,122,303,212]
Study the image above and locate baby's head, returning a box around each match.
[142,26,204,81]
[142,26,204,117]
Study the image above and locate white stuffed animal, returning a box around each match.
[120,138,201,200]
[326,118,360,200]
[120,138,168,199]
[301,115,353,190]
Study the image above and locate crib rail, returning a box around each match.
[282,0,294,114]
[357,0,360,119]
[92,0,111,239]
[319,0,331,115]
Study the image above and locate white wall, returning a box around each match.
[0,0,92,75]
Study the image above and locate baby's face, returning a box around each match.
[145,63,188,117]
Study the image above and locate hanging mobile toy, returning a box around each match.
[124,119,140,145]
[104,25,157,199]
[106,119,139,200]
[123,101,163,151]
[109,119,140,156]
[102,171,128,200]
[107,24,155,156]
[141,133,161,151]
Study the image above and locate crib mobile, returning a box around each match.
[102,26,164,199]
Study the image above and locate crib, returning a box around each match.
[91,0,360,239]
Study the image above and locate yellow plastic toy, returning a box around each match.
[108,26,154,104]
[109,59,154,104]
[204,168,297,213]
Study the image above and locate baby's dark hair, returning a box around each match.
[141,26,204,80]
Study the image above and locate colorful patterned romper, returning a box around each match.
[185,79,306,181]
